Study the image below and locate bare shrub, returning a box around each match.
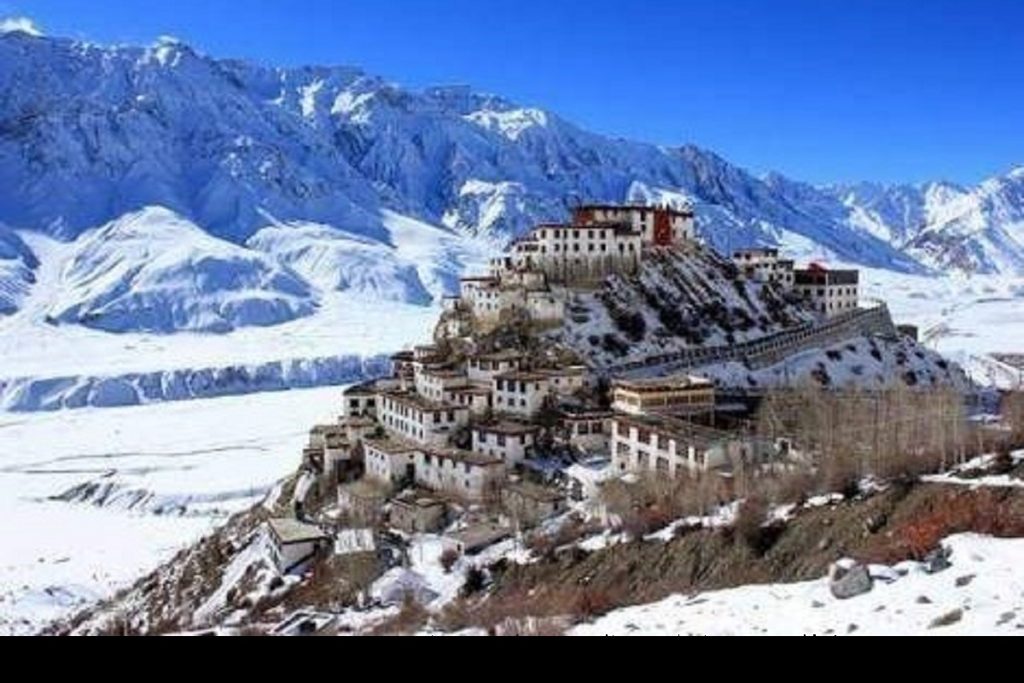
[440,548,460,574]
[370,593,429,636]
[462,566,487,597]
[860,489,1024,565]
[734,495,773,555]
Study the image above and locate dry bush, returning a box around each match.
[436,581,631,634]
[440,548,460,574]
[773,468,819,506]
[523,532,557,559]
[860,489,1024,564]
[369,593,429,636]
[621,505,675,540]
[572,587,617,620]
[734,495,776,555]
[462,566,487,597]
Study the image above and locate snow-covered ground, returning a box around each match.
[0,386,344,635]
[860,268,1024,388]
[572,534,1024,636]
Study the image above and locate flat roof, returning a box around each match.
[419,368,468,380]
[503,481,566,504]
[494,371,550,383]
[536,366,588,378]
[613,375,714,393]
[559,407,614,420]
[475,420,541,436]
[311,423,348,436]
[468,349,525,362]
[449,384,493,396]
[339,416,376,428]
[381,390,463,414]
[338,479,390,500]
[343,382,379,397]
[363,434,422,455]
[613,413,733,449]
[267,518,330,545]
[445,523,513,551]
[574,203,694,217]
[392,494,446,510]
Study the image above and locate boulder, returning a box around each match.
[829,562,874,600]
[924,546,953,574]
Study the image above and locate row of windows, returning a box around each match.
[539,229,610,240]
[382,400,457,424]
[805,287,857,297]
[476,432,529,448]
[571,421,606,436]
[495,379,542,393]
[539,242,636,254]
[495,395,529,409]
[382,414,425,441]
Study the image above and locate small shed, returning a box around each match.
[390,495,448,534]
[443,522,512,556]
[266,518,331,575]
[501,481,568,527]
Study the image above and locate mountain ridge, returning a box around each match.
[1,29,1023,334]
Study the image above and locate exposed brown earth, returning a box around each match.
[443,482,1024,632]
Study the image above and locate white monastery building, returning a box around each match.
[793,264,860,317]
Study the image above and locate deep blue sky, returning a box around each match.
[4,0,1023,185]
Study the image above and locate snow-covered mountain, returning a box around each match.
[48,207,316,333]
[0,29,1023,336]
[826,170,1024,274]
[0,225,37,314]
[247,222,434,306]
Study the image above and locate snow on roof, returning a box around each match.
[373,568,439,606]
[445,523,512,552]
[613,374,713,392]
[267,518,329,546]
